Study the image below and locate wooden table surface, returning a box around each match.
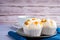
[0,24,17,40]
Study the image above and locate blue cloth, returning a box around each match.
[8,31,26,40]
[8,28,60,40]
[57,27,60,33]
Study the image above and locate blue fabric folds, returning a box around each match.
[8,31,26,40]
[8,28,60,40]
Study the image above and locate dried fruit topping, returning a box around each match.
[41,18,47,22]
[24,21,30,25]
[34,21,38,25]
[32,18,36,20]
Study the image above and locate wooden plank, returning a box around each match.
[0,0,60,6]
[0,6,60,16]
[0,16,59,24]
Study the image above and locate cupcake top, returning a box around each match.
[40,18,57,28]
[24,18,57,29]
[24,18,42,29]
[47,19,57,27]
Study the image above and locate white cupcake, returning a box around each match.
[41,18,57,35]
[23,18,43,37]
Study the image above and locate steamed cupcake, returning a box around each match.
[41,18,57,35]
[23,18,43,37]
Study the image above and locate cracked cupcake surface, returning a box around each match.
[41,18,57,35]
[23,18,43,36]
[24,18,42,29]
[22,18,57,36]
[40,18,57,27]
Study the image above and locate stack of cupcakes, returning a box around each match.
[23,18,57,37]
